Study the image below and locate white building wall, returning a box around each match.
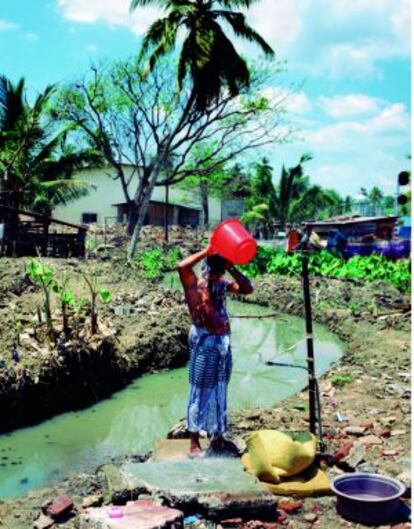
[53,166,222,226]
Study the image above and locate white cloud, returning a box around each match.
[322,43,379,78]
[247,0,410,78]
[246,0,307,53]
[57,0,161,35]
[305,101,409,150]
[370,103,410,132]
[262,87,312,114]
[319,94,382,118]
[0,19,19,31]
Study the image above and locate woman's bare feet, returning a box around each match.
[190,432,203,455]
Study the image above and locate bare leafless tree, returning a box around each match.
[53,57,291,257]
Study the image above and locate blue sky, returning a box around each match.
[0,0,411,196]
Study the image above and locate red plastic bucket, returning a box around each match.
[210,219,257,265]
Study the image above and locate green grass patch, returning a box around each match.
[330,374,353,387]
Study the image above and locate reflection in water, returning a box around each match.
[0,298,342,499]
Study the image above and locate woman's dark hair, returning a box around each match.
[206,254,227,275]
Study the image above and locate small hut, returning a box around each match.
[303,215,398,241]
[302,215,410,259]
[0,204,87,257]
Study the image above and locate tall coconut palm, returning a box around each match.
[130,0,274,111]
[0,75,99,219]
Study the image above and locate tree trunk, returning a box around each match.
[126,202,139,236]
[128,162,164,259]
[200,182,209,229]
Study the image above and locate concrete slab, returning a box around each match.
[151,439,209,462]
[80,500,183,529]
[120,458,276,519]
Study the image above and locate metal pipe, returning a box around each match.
[302,253,317,435]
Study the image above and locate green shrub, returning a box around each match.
[240,247,411,292]
[135,247,182,279]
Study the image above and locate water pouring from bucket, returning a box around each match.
[209,219,257,265]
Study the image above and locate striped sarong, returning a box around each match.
[186,325,232,435]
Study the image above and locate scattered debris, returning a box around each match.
[344,442,366,468]
[381,449,399,457]
[303,512,318,523]
[33,513,54,529]
[82,500,184,529]
[343,426,367,436]
[360,434,382,446]
[277,499,303,514]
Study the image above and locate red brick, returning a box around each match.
[378,428,391,438]
[333,441,354,462]
[277,499,302,514]
[46,494,73,519]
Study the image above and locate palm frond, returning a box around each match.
[130,0,168,11]
[0,75,8,117]
[214,11,274,56]
[0,77,26,132]
[288,186,323,223]
[177,35,192,88]
[30,124,76,171]
[39,179,96,207]
[216,0,260,8]
[190,22,250,109]
[138,13,182,64]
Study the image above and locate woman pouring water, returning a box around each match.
[177,243,253,456]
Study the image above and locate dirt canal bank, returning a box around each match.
[0,258,190,432]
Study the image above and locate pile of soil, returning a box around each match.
[244,274,411,333]
[86,224,205,257]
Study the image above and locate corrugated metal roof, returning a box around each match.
[304,215,398,226]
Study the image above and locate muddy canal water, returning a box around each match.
[0,294,342,499]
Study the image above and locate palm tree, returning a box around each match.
[273,154,314,228]
[368,186,384,215]
[243,155,338,232]
[0,75,98,220]
[130,0,274,111]
[343,195,353,214]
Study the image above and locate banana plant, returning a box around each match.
[52,275,76,340]
[27,259,56,340]
[82,273,111,334]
